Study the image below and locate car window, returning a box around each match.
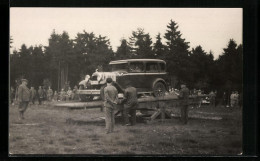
[159,63,166,72]
[146,62,159,73]
[129,62,144,73]
[111,63,128,72]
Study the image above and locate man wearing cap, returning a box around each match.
[122,80,138,126]
[178,83,190,124]
[17,79,30,120]
[104,78,118,134]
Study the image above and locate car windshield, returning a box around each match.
[111,63,128,72]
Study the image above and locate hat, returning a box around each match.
[106,78,113,83]
[21,79,28,83]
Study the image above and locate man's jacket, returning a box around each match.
[104,84,118,108]
[18,84,30,102]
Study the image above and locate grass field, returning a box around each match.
[9,101,242,155]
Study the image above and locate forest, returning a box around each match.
[10,20,242,96]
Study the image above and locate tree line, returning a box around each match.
[10,20,242,96]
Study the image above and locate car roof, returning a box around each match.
[109,59,166,65]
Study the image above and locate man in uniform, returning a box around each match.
[122,80,138,126]
[17,79,30,120]
[178,83,190,124]
[104,78,118,134]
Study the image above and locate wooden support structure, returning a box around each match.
[54,94,206,121]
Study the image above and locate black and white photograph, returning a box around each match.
[9,8,243,155]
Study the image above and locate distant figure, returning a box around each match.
[122,80,138,126]
[72,85,78,100]
[29,87,37,105]
[47,86,53,101]
[67,87,73,100]
[53,91,58,101]
[230,91,239,108]
[178,83,190,124]
[17,79,30,120]
[209,91,216,107]
[10,86,15,105]
[104,78,118,134]
[60,89,66,101]
[38,86,44,105]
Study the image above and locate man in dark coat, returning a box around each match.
[122,80,138,126]
[104,78,118,134]
[178,83,190,124]
[17,79,30,119]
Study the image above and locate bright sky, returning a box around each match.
[10,8,242,59]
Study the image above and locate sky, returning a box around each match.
[10,8,242,59]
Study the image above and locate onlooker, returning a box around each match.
[178,83,190,124]
[104,78,118,134]
[42,88,47,104]
[71,85,78,100]
[29,86,37,105]
[47,86,53,101]
[60,89,66,101]
[17,79,30,120]
[230,91,239,108]
[122,80,138,126]
[10,86,15,105]
[209,91,216,107]
[53,91,58,101]
[67,87,73,100]
[38,86,44,105]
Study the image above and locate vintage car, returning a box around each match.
[77,59,169,101]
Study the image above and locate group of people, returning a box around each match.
[103,78,191,134]
[103,78,138,134]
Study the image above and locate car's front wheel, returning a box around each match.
[153,82,166,97]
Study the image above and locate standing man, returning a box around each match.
[178,83,190,124]
[104,78,118,134]
[209,91,216,107]
[38,86,44,105]
[17,79,30,120]
[29,86,37,105]
[47,86,53,101]
[122,81,138,126]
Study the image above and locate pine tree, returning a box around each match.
[129,28,154,58]
[116,38,132,59]
[153,33,166,59]
[164,20,191,85]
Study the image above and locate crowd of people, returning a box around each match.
[10,83,80,106]
[10,78,242,134]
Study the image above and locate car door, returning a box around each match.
[144,62,161,89]
[127,61,146,89]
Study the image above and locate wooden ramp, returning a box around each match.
[53,95,206,121]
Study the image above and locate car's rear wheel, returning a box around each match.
[153,82,166,97]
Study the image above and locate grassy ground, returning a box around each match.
[9,101,242,155]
